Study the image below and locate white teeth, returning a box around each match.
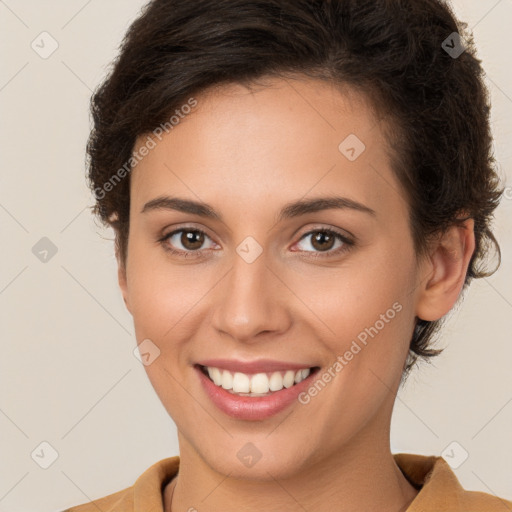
[282,370,296,388]
[209,367,223,386]
[269,371,283,391]
[295,368,310,384]
[233,372,250,393]
[251,373,270,393]
[203,366,312,395]
[221,369,233,390]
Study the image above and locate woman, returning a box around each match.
[65,0,511,510]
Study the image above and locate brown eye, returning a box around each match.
[161,228,217,254]
[310,231,336,251]
[180,230,205,250]
[294,228,353,257]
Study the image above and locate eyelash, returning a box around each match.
[157,226,355,260]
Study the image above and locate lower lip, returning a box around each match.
[195,365,320,421]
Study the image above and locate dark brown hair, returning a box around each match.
[86,0,504,380]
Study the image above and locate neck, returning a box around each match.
[164,430,419,512]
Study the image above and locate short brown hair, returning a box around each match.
[86,0,504,380]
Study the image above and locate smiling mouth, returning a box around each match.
[196,363,321,397]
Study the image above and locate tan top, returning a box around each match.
[63,453,512,511]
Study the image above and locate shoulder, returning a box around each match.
[60,456,180,512]
[62,487,131,512]
[394,452,512,511]
[456,488,512,510]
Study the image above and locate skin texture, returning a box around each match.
[117,77,475,512]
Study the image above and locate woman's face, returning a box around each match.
[119,77,431,479]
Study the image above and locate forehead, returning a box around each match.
[130,77,405,221]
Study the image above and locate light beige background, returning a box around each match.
[0,1,511,511]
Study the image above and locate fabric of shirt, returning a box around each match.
[62,453,512,511]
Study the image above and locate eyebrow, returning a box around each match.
[141,195,376,221]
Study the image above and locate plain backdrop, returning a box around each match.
[0,1,511,511]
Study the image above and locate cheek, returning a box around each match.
[313,299,410,384]
[125,242,185,337]
[290,249,416,392]
[297,248,413,335]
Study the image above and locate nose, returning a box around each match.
[210,248,292,344]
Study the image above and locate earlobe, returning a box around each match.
[415,218,475,322]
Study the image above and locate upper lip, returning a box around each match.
[196,358,318,374]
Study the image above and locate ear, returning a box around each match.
[115,242,132,314]
[415,218,475,322]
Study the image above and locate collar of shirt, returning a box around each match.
[64,453,512,511]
